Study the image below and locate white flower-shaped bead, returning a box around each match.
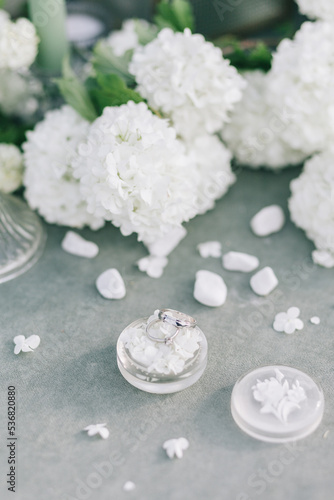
[273,307,304,334]
[13,335,40,354]
[163,437,189,459]
[137,255,168,278]
[197,241,222,258]
[83,423,109,439]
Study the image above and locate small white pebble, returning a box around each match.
[123,481,136,492]
[222,251,259,272]
[194,270,227,307]
[163,438,189,459]
[323,430,330,439]
[145,227,187,257]
[250,205,285,237]
[137,255,168,278]
[61,231,99,258]
[197,241,222,258]
[310,316,320,325]
[250,267,278,296]
[96,268,126,299]
[312,250,334,268]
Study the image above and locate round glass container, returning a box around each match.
[117,315,208,394]
[231,365,324,443]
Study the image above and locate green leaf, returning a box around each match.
[0,113,32,146]
[92,41,135,87]
[133,19,158,45]
[89,73,144,115]
[54,57,98,122]
[154,0,195,32]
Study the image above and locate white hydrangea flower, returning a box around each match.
[23,106,104,230]
[184,134,235,213]
[73,101,198,243]
[104,19,157,57]
[296,0,334,20]
[0,69,42,118]
[289,149,334,254]
[129,28,245,141]
[0,10,39,70]
[0,143,24,193]
[268,21,334,159]
[222,71,307,169]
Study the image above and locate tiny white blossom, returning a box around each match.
[13,335,40,354]
[197,241,222,258]
[0,143,23,193]
[273,307,304,334]
[104,19,157,57]
[163,437,189,459]
[83,423,109,439]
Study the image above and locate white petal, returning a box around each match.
[21,344,34,352]
[14,344,22,355]
[274,312,288,323]
[13,335,25,345]
[273,320,285,332]
[294,319,304,331]
[287,307,300,319]
[26,335,41,349]
[284,321,296,334]
[123,481,136,492]
[98,427,109,439]
[310,316,320,325]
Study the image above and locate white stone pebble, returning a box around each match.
[96,268,126,299]
[250,267,278,296]
[194,270,227,307]
[61,231,99,258]
[310,316,320,325]
[250,205,285,237]
[222,251,259,272]
[197,241,222,258]
[312,250,334,268]
[123,481,136,492]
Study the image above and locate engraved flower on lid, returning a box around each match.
[252,369,306,423]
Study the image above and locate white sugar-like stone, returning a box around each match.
[197,241,222,258]
[250,267,278,296]
[194,270,227,307]
[310,316,320,325]
[250,205,285,237]
[123,481,136,492]
[61,231,99,258]
[223,251,259,272]
[145,227,187,257]
[312,250,334,268]
[96,268,126,299]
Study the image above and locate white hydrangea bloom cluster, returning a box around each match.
[129,28,245,141]
[222,71,306,169]
[73,101,198,243]
[122,312,202,375]
[224,21,334,168]
[23,106,104,230]
[296,0,334,20]
[0,69,42,118]
[0,143,24,193]
[104,19,157,57]
[0,9,39,70]
[289,150,334,254]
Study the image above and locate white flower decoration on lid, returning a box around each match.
[163,437,189,459]
[83,423,109,439]
[273,307,304,334]
[13,335,40,354]
[129,28,245,141]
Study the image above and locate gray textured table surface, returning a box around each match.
[1,167,333,500]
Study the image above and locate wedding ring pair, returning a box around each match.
[146,309,197,345]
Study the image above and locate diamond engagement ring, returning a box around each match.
[146,309,196,345]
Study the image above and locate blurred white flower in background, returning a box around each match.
[23,106,104,229]
[0,143,24,193]
[289,149,334,256]
[0,69,42,118]
[296,0,334,20]
[129,28,245,141]
[103,19,157,57]
[0,9,39,70]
